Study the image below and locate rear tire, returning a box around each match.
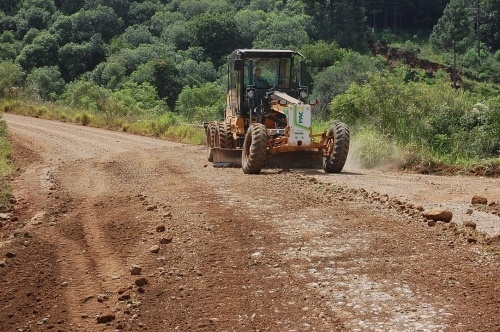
[323,122,350,173]
[206,122,217,162]
[242,123,268,174]
[218,122,233,148]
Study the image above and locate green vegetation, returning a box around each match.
[0,113,12,211]
[0,0,498,175]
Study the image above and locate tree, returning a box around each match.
[55,0,85,15]
[0,0,19,15]
[94,62,127,90]
[186,12,240,66]
[331,0,369,53]
[50,13,73,45]
[0,61,24,97]
[234,9,267,48]
[111,44,175,73]
[16,31,60,71]
[430,0,475,87]
[128,1,162,25]
[84,0,130,20]
[176,82,225,122]
[71,6,124,42]
[178,59,217,87]
[121,25,155,47]
[26,66,65,100]
[252,12,310,49]
[152,59,183,110]
[58,34,106,81]
[0,31,22,60]
[173,0,235,19]
[313,52,386,119]
[480,0,500,51]
[300,41,348,74]
[149,11,185,37]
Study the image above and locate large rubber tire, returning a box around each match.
[242,123,268,174]
[206,122,217,162]
[218,122,233,149]
[323,122,350,173]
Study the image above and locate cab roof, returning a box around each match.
[232,49,304,59]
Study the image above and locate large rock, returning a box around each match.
[471,195,487,205]
[422,208,453,222]
[130,265,142,275]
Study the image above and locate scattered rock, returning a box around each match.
[0,259,6,267]
[6,252,16,258]
[150,245,160,254]
[471,195,487,205]
[130,265,142,275]
[422,208,453,222]
[135,277,148,287]
[97,294,109,302]
[146,205,157,211]
[0,213,10,220]
[160,234,173,244]
[486,235,500,245]
[82,295,95,303]
[467,238,477,244]
[117,286,132,294]
[164,212,172,219]
[156,225,166,232]
[118,293,131,301]
[96,314,115,324]
[465,208,473,215]
[463,220,477,230]
[427,220,436,227]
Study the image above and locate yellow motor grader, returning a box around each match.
[205,49,349,174]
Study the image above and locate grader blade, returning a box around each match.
[211,148,323,169]
[212,148,242,167]
[266,151,323,169]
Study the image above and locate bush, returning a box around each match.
[312,53,386,119]
[0,61,25,97]
[330,70,498,160]
[26,66,65,101]
[109,81,167,116]
[0,116,12,211]
[61,80,110,111]
[176,82,225,121]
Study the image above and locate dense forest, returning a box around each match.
[0,0,499,169]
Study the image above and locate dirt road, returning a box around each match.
[1,113,499,332]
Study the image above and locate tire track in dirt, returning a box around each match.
[2,113,499,331]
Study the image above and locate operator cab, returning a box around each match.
[227,49,308,118]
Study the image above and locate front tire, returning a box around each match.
[242,123,268,174]
[323,122,350,173]
[218,122,233,148]
[206,122,217,162]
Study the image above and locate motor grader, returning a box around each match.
[205,49,349,174]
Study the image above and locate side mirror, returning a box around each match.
[299,59,306,87]
[234,59,243,71]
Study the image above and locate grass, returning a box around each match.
[0,114,12,212]
[2,98,498,178]
[0,99,206,145]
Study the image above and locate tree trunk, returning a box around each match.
[453,43,458,89]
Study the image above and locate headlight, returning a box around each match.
[247,91,254,98]
[300,90,307,99]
